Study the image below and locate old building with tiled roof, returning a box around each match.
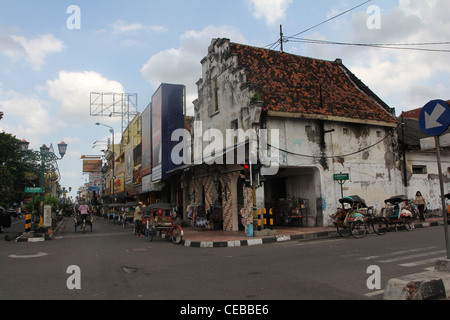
[229,42,396,126]
[189,38,404,230]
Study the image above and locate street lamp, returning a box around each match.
[95,122,115,202]
[19,139,68,232]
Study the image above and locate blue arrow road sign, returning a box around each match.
[419,100,450,136]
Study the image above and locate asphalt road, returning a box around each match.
[0,216,447,302]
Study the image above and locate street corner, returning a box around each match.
[383,258,450,300]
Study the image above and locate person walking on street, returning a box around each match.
[415,191,426,221]
[134,202,143,236]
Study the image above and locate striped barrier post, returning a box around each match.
[269,208,274,230]
[25,214,32,232]
[263,208,267,229]
[257,209,262,231]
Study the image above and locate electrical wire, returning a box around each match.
[284,0,373,40]
[263,1,373,49]
[288,38,450,53]
[267,124,399,159]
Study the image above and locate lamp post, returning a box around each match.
[95,122,115,202]
[19,140,68,231]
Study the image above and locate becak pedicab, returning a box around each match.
[331,195,369,238]
[122,201,138,229]
[74,213,93,233]
[380,195,414,231]
[144,203,183,244]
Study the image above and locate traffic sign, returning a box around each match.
[419,100,450,136]
[333,173,349,181]
[25,187,43,193]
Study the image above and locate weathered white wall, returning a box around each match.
[268,117,403,224]
[406,151,450,213]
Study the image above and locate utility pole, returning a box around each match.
[280,25,284,53]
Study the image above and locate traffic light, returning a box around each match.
[240,164,251,187]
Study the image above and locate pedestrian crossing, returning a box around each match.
[361,245,445,298]
[359,245,445,269]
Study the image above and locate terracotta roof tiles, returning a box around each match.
[229,42,396,124]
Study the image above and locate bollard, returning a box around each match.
[257,209,262,231]
[270,208,274,230]
[25,214,32,232]
[263,208,267,229]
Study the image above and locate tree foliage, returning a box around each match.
[0,132,40,207]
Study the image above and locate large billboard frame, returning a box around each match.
[151,83,185,182]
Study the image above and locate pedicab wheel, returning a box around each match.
[372,217,388,235]
[350,220,367,239]
[147,227,155,242]
[171,226,182,244]
[336,224,351,237]
[402,217,414,231]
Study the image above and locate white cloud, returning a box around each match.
[140,25,246,115]
[0,87,54,144]
[0,26,25,57]
[111,20,145,34]
[301,0,450,113]
[0,26,64,70]
[246,0,293,25]
[110,19,167,35]
[9,33,64,71]
[46,71,125,123]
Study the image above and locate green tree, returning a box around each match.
[24,194,61,213]
[0,132,40,207]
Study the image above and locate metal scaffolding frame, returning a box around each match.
[90,92,138,136]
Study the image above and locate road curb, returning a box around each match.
[180,220,443,248]
[181,230,338,248]
[383,259,450,300]
[15,218,66,242]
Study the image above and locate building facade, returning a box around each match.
[190,38,402,230]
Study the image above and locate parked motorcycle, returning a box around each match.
[380,195,414,231]
[0,206,12,233]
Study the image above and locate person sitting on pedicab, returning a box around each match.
[78,202,90,222]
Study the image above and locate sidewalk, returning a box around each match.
[180,217,445,248]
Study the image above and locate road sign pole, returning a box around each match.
[435,135,450,259]
[420,100,450,259]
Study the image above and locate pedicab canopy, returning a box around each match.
[384,195,408,204]
[144,203,171,212]
[339,195,368,208]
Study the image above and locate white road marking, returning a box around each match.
[399,256,446,267]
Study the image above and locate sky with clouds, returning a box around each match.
[0,0,449,199]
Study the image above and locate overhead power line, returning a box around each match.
[285,0,373,40]
[264,0,373,50]
[288,38,450,53]
[265,0,450,54]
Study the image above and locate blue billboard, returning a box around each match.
[151,83,185,181]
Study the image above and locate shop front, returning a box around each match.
[263,166,322,227]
